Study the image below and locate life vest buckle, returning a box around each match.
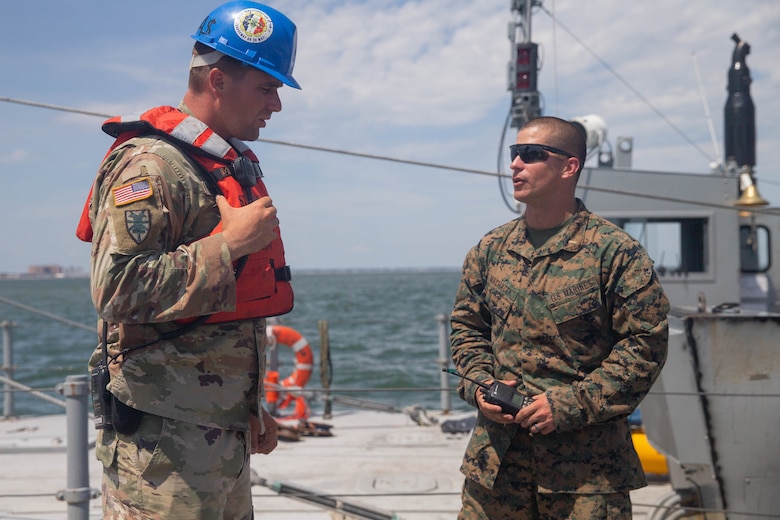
[275,266,292,282]
[232,156,263,187]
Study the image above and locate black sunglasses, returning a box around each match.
[509,143,575,163]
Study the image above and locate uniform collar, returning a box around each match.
[510,199,590,259]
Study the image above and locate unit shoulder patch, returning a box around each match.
[125,209,151,244]
[113,177,153,207]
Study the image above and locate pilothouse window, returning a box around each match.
[739,224,770,273]
[612,217,708,276]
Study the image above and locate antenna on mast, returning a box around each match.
[691,52,723,173]
[497,0,544,215]
[508,0,542,129]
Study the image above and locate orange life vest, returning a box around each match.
[76,106,294,322]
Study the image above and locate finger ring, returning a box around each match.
[532,423,539,431]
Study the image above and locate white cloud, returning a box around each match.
[1,149,29,164]
[293,1,507,126]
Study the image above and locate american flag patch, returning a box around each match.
[112,177,153,207]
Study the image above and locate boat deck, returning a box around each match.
[0,410,672,519]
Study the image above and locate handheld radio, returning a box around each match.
[443,368,532,416]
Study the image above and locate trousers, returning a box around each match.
[96,411,252,519]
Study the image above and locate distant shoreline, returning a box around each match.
[0,272,89,281]
[294,267,460,275]
[0,266,460,281]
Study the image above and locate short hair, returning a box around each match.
[523,116,587,174]
[188,42,250,93]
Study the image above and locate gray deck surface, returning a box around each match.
[0,411,672,519]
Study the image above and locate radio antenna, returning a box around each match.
[692,51,722,171]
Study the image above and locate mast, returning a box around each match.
[727,33,767,206]
[506,1,612,166]
[508,0,542,129]
[724,33,755,170]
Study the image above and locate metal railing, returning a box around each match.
[0,310,455,520]
[1,320,98,520]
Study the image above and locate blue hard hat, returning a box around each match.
[192,1,300,89]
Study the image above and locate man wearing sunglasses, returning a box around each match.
[450,116,669,518]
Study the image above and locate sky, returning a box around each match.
[1,0,779,274]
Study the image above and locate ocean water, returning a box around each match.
[0,270,471,417]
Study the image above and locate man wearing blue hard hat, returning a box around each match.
[77,2,301,518]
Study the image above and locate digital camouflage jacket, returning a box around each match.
[450,199,669,492]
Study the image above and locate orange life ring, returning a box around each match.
[264,325,313,419]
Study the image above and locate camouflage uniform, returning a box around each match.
[86,104,267,518]
[450,199,669,519]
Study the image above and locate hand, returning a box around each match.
[217,195,279,260]
[516,393,556,436]
[249,408,278,455]
[475,379,519,424]
[476,381,557,435]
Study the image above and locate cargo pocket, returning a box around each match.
[95,428,119,468]
[138,415,175,488]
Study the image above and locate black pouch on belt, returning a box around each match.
[110,396,143,435]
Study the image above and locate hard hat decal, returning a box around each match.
[197,17,217,37]
[234,8,274,44]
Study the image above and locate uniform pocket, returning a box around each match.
[138,415,173,482]
[546,277,602,325]
[546,279,605,353]
[95,428,118,468]
[483,274,519,323]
